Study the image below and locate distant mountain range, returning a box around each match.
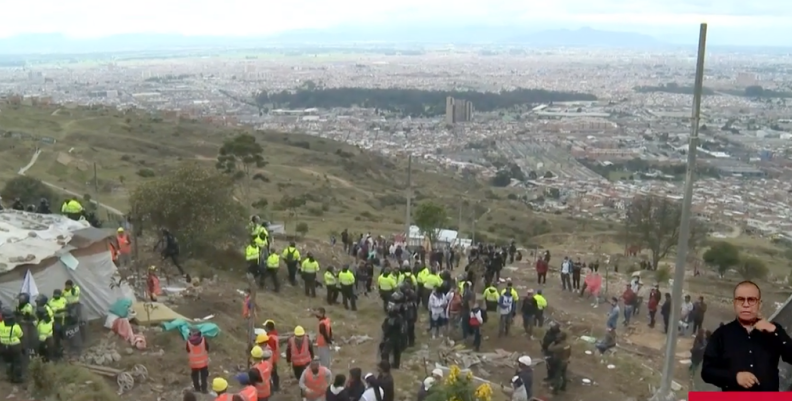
[0,27,783,54]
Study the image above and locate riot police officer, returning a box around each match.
[380,292,405,369]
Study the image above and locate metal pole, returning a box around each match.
[458,201,463,234]
[405,154,412,242]
[652,22,707,401]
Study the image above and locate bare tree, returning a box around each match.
[625,195,707,268]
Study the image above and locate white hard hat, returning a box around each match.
[423,377,436,389]
[518,355,532,366]
[431,368,443,378]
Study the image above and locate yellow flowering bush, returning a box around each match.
[426,365,493,401]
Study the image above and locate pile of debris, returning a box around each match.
[406,338,522,379]
[80,337,123,366]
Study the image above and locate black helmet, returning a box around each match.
[35,295,48,306]
[17,293,29,304]
[1,308,13,319]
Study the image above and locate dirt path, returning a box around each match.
[297,167,354,188]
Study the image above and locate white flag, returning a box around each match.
[21,269,39,299]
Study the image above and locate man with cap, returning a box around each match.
[509,375,529,401]
[263,319,280,391]
[211,378,232,401]
[286,325,314,379]
[515,355,533,400]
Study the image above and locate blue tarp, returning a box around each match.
[162,319,220,340]
[109,298,133,318]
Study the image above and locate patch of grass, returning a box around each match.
[0,104,605,242]
[28,357,118,401]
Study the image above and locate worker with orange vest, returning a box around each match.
[315,308,333,368]
[242,289,255,319]
[116,227,132,267]
[250,346,273,400]
[108,241,119,265]
[186,328,210,393]
[286,325,314,379]
[238,370,260,401]
[299,359,332,401]
[263,319,280,391]
[211,378,232,401]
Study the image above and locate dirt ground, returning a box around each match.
[5,235,790,401]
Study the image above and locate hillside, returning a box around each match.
[0,103,603,242]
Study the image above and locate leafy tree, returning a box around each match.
[490,170,512,187]
[1,176,57,205]
[296,222,309,237]
[130,163,246,255]
[216,133,267,205]
[413,201,449,242]
[736,257,768,280]
[625,195,707,268]
[703,241,741,276]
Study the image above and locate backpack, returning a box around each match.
[285,249,296,262]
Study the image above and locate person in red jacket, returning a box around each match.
[646,284,662,328]
[535,258,548,284]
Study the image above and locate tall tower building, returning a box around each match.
[445,96,474,124]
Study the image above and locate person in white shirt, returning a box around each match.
[561,257,572,291]
[679,294,695,336]
[360,373,385,401]
[428,289,448,339]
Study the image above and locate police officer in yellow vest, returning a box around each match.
[64,280,82,325]
[300,253,320,298]
[421,269,443,310]
[264,252,281,292]
[416,265,429,308]
[36,307,55,361]
[377,268,397,312]
[483,284,500,312]
[48,290,68,349]
[15,293,35,322]
[398,268,417,286]
[324,267,339,305]
[0,308,25,382]
[338,265,357,311]
[35,295,54,321]
[60,197,84,221]
[501,281,520,301]
[281,241,302,286]
[245,238,262,286]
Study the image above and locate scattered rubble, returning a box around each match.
[80,338,123,366]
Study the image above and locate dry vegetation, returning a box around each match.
[1,104,790,399]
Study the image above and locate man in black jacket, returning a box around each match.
[521,290,538,337]
[377,360,395,401]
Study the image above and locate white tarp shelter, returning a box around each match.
[407,225,461,249]
[0,210,135,320]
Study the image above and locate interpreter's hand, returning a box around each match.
[736,371,759,388]
[755,319,777,333]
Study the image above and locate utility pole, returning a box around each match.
[652,22,708,401]
[458,201,463,235]
[405,154,412,242]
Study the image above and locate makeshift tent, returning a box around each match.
[0,210,135,320]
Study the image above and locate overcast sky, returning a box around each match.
[1,0,789,43]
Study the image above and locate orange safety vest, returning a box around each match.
[187,338,209,369]
[242,295,251,319]
[268,334,280,364]
[117,233,131,254]
[303,366,329,401]
[289,336,311,367]
[317,318,332,347]
[254,360,272,398]
[214,394,232,401]
[238,385,257,401]
[108,242,119,261]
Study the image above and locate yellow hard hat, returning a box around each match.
[263,319,275,326]
[294,325,305,336]
[255,333,269,344]
[250,346,264,359]
[148,265,156,271]
[212,378,228,392]
[117,227,124,232]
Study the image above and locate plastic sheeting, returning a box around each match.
[162,319,220,340]
[0,251,135,321]
[0,210,90,273]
